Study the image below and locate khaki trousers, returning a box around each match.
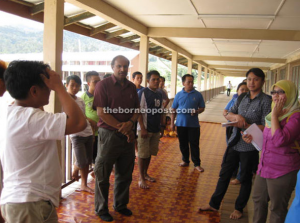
[1,200,58,223]
[252,170,298,223]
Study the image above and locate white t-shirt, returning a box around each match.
[70,97,93,138]
[227,83,232,89]
[0,105,66,207]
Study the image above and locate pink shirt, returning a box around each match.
[257,112,300,179]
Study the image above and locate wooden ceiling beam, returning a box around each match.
[193,55,286,63]
[64,12,95,26]
[119,35,140,43]
[105,29,129,39]
[30,2,44,16]
[90,23,116,36]
[148,27,300,41]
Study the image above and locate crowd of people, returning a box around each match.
[0,56,300,223]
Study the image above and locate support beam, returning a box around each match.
[187,59,192,74]
[193,56,286,63]
[149,46,163,52]
[31,2,44,15]
[43,0,64,170]
[139,36,149,87]
[64,12,95,26]
[197,65,202,91]
[105,29,129,39]
[209,65,269,70]
[171,51,178,98]
[150,38,193,59]
[120,35,140,43]
[66,0,148,36]
[148,27,300,41]
[90,23,116,36]
[204,67,208,90]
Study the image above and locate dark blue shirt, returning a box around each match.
[138,87,163,133]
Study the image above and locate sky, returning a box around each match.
[0,11,43,30]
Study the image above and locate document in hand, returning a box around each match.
[221,121,238,127]
[243,123,263,151]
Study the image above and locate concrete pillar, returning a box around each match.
[170,51,178,98]
[187,58,192,74]
[43,0,64,113]
[204,67,208,90]
[139,35,149,87]
[197,64,202,91]
[43,0,64,176]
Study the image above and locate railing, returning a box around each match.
[200,86,226,103]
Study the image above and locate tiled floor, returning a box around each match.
[57,122,227,223]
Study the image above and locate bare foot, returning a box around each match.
[138,180,149,189]
[230,210,243,219]
[90,171,95,179]
[145,174,156,182]
[76,186,94,194]
[179,162,189,167]
[72,168,80,181]
[199,205,218,212]
[230,179,241,185]
[195,166,204,172]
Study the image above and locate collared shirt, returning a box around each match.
[172,88,205,128]
[257,112,300,179]
[93,75,139,131]
[137,87,163,133]
[229,91,272,152]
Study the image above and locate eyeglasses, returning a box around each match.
[270,90,285,95]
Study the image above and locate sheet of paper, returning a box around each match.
[243,123,263,151]
[221,121,238,127]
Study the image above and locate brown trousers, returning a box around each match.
[252,170,298,223]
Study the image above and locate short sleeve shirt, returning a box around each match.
[228,91,272,152]
[93,75,140,131]
[137,87,163,133]
[0,105,67,207]
[172,88,205,128]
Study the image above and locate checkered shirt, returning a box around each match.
[228,91,272,152]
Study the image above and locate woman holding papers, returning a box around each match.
[243,80,300,223]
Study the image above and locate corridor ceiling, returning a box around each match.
[1,0,300,77]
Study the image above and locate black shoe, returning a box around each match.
[99,213,113,222]
[116,208,132,216]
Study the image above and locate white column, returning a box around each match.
[139,35,149,87]
[204,67,208,90]
[187,58,192,74]
[197,65,202,91]
[170,51,178,98]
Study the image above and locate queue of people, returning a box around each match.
[0,56,300,223]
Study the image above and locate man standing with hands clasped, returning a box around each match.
[171,74,205,172]
[93,55,139,222]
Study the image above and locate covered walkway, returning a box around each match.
[57,93,250,223]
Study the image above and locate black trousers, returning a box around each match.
[209,147,258,213]
[227,88,231,96]
[177,127,201,166]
